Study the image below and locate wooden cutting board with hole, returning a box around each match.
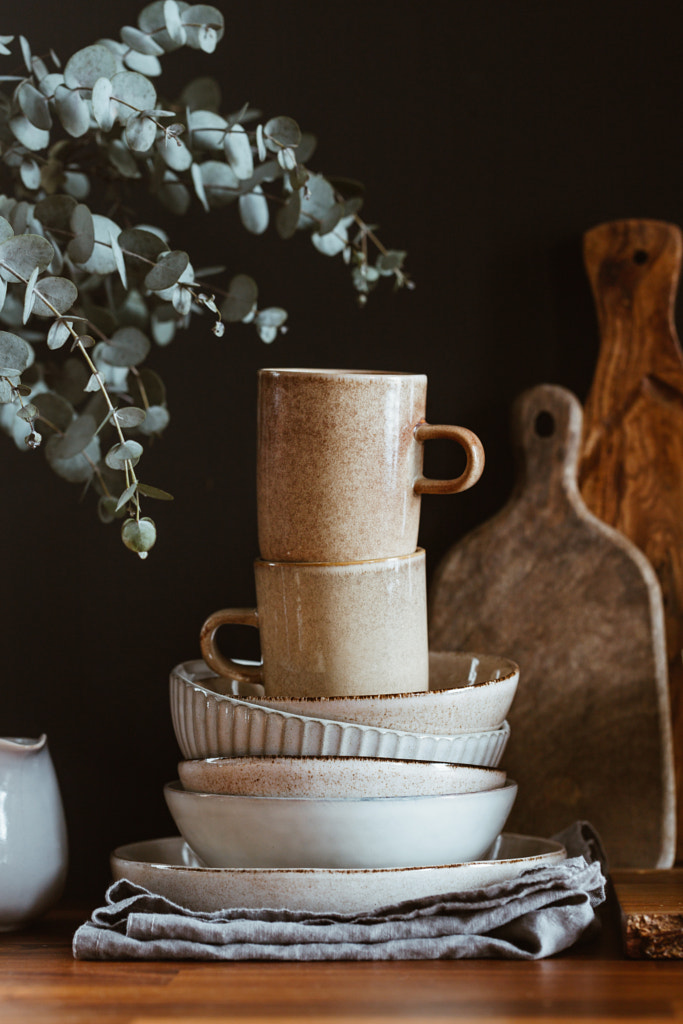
[429,383,675,867]
[579,219,683,859]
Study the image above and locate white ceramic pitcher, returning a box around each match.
[0,735,68,930]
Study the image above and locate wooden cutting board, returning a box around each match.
[429,383,675,868]
[579,219,683,860]
[612,868,683,959]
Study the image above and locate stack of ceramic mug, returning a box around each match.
[200,368,486,699]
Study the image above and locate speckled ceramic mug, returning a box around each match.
[256,368,485,563]
[200,549,429,697]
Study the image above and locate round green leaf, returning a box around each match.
[180,75,221,111]
[0,218,13,245]
[18,81,52,130]
[74,215,120,275]
[9,115,50,152]
[181,5,225,50]
[19,159,41,192]
[110,71,157,124]
[139,405,170,433]
[188,108,227,149]
[239,187,269,235]
[157,134,193,171]
[223,126,253,181]
[55,85,90,138]
[49,412,97,459]
[145,250,189,291]
[123,50,162,77]
[0,234,54,284]
[158,172,191,215]
[138,0,190,52]
[46,433,100,482]
[106,439,143,469]
[101,327,151,367]
[34,195,78,231]
[121,515,156,553]
[47,319,73,350]
[67,204,95,263]
[64,44,118,89]
[0,331,31,373]
[114,406,146,428]
[120,25,165,56]
[200,160,239,207]
[32,277,78,317]
[91,77,117,131]
[276,190,301,240]
[264,115,301,150]
[107,140,142,179]
[125,112,157,152]
[32,392,74,436]
[220,274,258,322]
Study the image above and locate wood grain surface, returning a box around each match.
[428,384,675,868]
[612,868,683,959]
[1,886,682,1024]
[579,219,683,860]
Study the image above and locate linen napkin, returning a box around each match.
[73,822,607,961]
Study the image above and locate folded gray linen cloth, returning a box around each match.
[73,822,607,961]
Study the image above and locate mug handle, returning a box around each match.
[199,608,264,684]
[413,423,485,495]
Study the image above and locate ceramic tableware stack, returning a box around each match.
[161,368,528,885]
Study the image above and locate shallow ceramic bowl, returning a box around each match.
[170,659,513,766]
[163,778,518,869]
[110,834,567,914]
[247,651,519,732]
[177,756,506,798]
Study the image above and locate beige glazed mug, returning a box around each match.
[200,549,429,698]
[257,368,485,562]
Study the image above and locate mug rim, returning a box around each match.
[259,367,427,380]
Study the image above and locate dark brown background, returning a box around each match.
[2,0,683,898]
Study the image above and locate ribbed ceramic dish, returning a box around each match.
[170,661,511,765]
[110,834,567,914]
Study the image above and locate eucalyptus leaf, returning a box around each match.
[110,71,157,124]
[49,412,97,459]
[105,438,143,469]
[91,77,117,131]
[297,173,337,230]
[157,134,193,171]
[220,273,257,322]
[180,75,220,111]
[55,84,91,138]
[0,219,13,245]
[46,433,100,482]
[264,115,301,150]
[150,306,176,345]
[101,326,151,367]
[19,159,41,191]
[188,108,227,149]
[200,160,239,207]
[223,126,253,180]
[238,186,269,235]
[137,481,173,500]
[181,5,224,51]
[129,367,166,407]
[9,115,50,152]
[0,234,54,284]
[0,331,31,373]
[138,0,189,52]
[158,172,190,215]
[114,405,146,427]
[139,404,170,434]
[46,319,73,350]
[119,227,167,263]
[38,72,65,99]
[64,44,118,89]
[74,214,120,275]
[120,25,165,56]
[107,139,142,179]
[0,277,6,315]
[67,204,95,263]
[125,111,157,152]
[123,50,162,77]
[255,307,287,329]
[276,190,301,240]
[115,481,138,511]
[22,265,39,323]
[32,276,78,318]
[18,81,52,130]
[16,402,38,422]
[190,162,209,211]
[172,284,192,315]
[163,0,187,45]
[145,250,189,291]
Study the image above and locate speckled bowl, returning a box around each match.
[111,834,567,914]
[163,778,519,869]
[170,659,511,766]
[177,756,507,798]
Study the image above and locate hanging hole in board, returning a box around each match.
[534,410,555,437]
[633,249,648,265]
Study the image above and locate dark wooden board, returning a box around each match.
[429,383,675,868]
[579,219,683,859]
[612,868,683,959]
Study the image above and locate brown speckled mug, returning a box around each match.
[256,368,485,563]
[200,549,429,697]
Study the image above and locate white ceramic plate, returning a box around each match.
[110,833,567,914]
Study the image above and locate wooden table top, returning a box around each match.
[1,874,682,1024]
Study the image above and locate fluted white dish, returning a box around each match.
[163,778,518,869]
[111,834,565,914]
[170,659,511,766]
[177,756,506,798]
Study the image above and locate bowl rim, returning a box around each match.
[164,778,518,805]
[171,653,520,705]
